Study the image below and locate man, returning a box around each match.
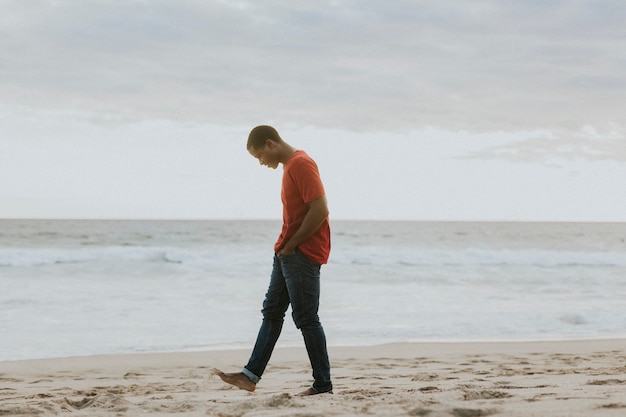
[215,125,333,396]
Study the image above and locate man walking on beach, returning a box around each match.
[216,125,333,396]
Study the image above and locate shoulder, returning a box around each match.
[285,151,318,171]
[291,150,313,162]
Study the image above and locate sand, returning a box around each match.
[1,340,625,416]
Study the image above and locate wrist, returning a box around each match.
[279,244,297,255]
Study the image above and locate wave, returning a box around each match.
[335,248,626,268]
[3,246,625,269]
[0,246,199,268]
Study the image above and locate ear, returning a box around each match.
[265,139,275,149]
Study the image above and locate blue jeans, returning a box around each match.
[243,251,332,393]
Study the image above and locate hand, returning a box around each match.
[277,245,297,256]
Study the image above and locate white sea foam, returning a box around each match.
[0,247,170,267]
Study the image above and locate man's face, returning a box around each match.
[249,141,279,169]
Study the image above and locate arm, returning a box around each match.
[277,194,329,256]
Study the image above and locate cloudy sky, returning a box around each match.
[1,0,625,221]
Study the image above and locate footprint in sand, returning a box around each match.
[411,373,440,382]
[0,377,23,383]
[208,393,303,416]
[414,404,499,416]
[587,379,626,385]
[598,403,626,409]
[123,371,146,379]
[65,393,131,411]
[29,378,54,384]
[463,390,512,400]
[417,386,441,393]
[451,407,499,417]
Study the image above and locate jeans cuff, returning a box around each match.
[242,367,260,384]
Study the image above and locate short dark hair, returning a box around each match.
[247,125,282,150]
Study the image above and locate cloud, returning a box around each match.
[1,0,624,135]
[467,124,626,164]
[2,104,625,221]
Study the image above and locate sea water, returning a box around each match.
[1,220,625,361]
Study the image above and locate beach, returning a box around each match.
[2,220,625,415]
[2,340,625,416]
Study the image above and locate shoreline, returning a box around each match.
[2,339,625,416]
[3,337,626,364]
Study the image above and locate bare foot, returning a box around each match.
[212,369,256,392]
[297,387,333,396]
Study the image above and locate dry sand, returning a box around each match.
[1,340,625,416]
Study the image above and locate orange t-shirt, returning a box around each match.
[274,150,331,264]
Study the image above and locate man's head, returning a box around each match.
[247,125,283,150]
[247,125,285,169]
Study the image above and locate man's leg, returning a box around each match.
[217,254,290,391]
[243,254,291,382]
[280,251,333,394]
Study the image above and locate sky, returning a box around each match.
[1,0,625,221]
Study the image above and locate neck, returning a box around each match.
[277,143,297,164]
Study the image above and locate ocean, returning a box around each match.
[1,220,625,361]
